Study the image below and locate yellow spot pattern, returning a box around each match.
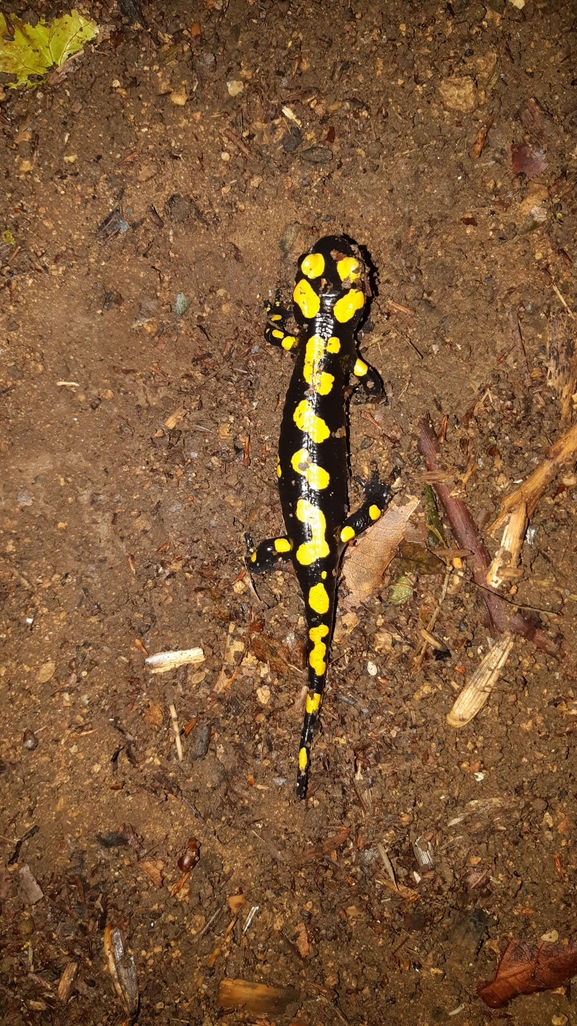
[291,448,330,490]
[294,278,320,319]
[295,499,330,565]
[326,336,341,353]
[271,328,284,340]
[369,504,381,521]
[303,335,334,396]
[309,623,329,675]
[334,288,364,323]
[293,400,330,444]
[274,538,292,553]
[309,581,330,614]
[282,334,297,350]
[301,252,325,279]
[340,525,355,543]
[306,692,321,715]
[298,747,308,771]
[276,457,282,479]
[354,358,368,377]
[337,257,360,282]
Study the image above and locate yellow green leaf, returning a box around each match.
[0,11,98,89]
[389,574,414,606]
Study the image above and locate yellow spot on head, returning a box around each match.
[291,448,330,490]
[294,278,320,319]
[293,400,330,444]
[274,538,292,553]
[298,747,308,771]
[340,525,355,543]
[309,624,329,675]
[306,692,322,715]
[309,581,330,614]
[301,252,325,279]
[337,256,360,282]
[326,336,341,354]
[369,504,381,521]
[303,334,334,396]
[353,358,368,377]
[334,288,364,323]
[281,335,297,350]
[296,499,330,565]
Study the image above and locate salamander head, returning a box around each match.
[293,235,367,327]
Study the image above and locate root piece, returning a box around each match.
[489,419,577,537]
[447,632,514,727]
[417,415,559,656]
[486,501,528,589]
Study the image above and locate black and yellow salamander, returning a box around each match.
[248,235,392,799]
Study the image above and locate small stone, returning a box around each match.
[301,146,333,165]
[227,80,244,97]
[170,88,188,106]
[23,729,38,751]
[37,661,56,684]
[438,76,477,112]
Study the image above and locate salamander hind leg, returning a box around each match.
[339,471,393,545]
[245,533,293,574]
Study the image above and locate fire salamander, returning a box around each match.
[247,236,392,798]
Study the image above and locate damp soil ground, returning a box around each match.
[1,1,577,1024]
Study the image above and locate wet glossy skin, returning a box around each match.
[250,236,391,797]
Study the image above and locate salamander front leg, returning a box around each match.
[352,357,384,400]
[264,292,298,352]
[245,533,293,573]
[339,471,393,545]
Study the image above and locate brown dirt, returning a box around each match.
[1,1,577,1024]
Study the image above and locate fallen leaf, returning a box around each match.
[144,701,164,727]
[295,922,312,957]
[104,922,139,1019]
[0,11,98,89]
[299,826,350,863]
[478,939,577,1008]
[342,497,420,606]
[138,859,164,888]
[19,864,43,904]
[511,143,547,179]
[218,979,300,1015]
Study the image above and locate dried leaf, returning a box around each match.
[104,922,139,1019]
[19,864,43,904]
[446,633,514,727]
[342,497,420,606]
[144,701,164,727]
[511,143,547,179]
[300,826,350,863]
[295,922,312,958]
[478,939,577,1007]
[218,979,300,1015]
[138,859,164,888]
[57,961,78,1002]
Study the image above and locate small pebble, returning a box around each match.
[23,729,38,751]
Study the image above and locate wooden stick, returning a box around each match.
[417,415,560,656]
